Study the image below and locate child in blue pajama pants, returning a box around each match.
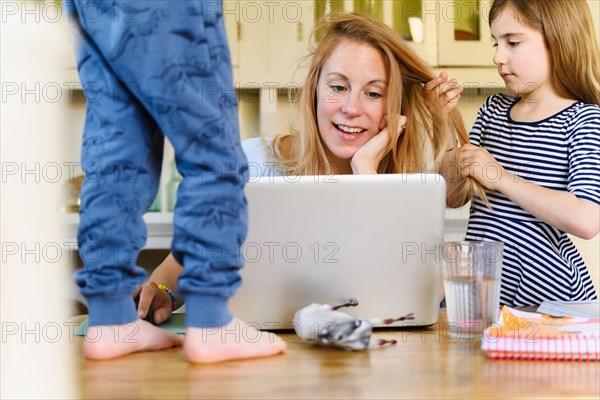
[67,0,247,329]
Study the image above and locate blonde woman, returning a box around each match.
[246,12,479,206]
[137,12,482,323]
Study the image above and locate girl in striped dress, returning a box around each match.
[458,0,600,306]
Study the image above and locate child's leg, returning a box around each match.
[72,0,284,361]
[68,2,182,359]
[149,2,285,362]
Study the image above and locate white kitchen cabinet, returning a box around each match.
[319,0,493,66]
[228,0,314,86]
[223,1,314,136]
[437,0,495,66]
[322,0,599,68]
[335,0,438,66]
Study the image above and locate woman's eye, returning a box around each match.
[508,41,520,47]
[366,91,383,99]
[329,84,346,93]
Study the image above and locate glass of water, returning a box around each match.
[442,241,503,336]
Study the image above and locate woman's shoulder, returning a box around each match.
[242,137,273,156]
[241,137,285,177]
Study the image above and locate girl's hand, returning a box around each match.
[424,71,463,118]
[133,281,173,324]
[458,144,510,191]
[351,115,407,174]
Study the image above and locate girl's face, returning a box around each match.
[316,40,388,166]
[491,6,552,98]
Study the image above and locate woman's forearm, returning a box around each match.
[149,253,185,306]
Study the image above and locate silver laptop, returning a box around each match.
[229,174,446,329]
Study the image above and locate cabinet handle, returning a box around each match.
[297,22,303,41]
[237,21,241,41]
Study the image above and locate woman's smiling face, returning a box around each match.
[316,40,388,166]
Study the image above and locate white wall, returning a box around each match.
[1,2,75,398]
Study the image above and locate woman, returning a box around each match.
[136,12,483,323]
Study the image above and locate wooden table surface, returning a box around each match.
[75,310,600,399]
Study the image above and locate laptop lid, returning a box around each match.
[229,173,446,329]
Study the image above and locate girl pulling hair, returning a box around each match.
[458,0,600,305]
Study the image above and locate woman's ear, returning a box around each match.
[399,115,408,130]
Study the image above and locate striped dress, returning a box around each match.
[467,94,600,306]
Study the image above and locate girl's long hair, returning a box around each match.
[274,12,485,205]
[489,0,600,106]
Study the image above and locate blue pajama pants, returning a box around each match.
[66,0,248,327]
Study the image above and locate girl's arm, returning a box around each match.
[458,144,600,239]
[133,253,184,324]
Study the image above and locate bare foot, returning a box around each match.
[83,319,183,360]
[184,318,287,363]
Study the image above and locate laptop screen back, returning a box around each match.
[229,173,446,329]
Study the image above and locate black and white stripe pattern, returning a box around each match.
[467,94,599,306]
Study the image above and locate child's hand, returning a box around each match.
[133,281,173,324]
[423,71,463,118]
[458,144,508,191]
[351,115,407,174]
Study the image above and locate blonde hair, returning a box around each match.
[274,12,483,205]
[490,0,600,105]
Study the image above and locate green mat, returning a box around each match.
[74,313,186,335]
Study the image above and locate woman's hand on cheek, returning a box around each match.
[351,115,407,174]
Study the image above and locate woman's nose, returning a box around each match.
[341,92,362,117]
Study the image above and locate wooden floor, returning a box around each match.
[74,311,600,399]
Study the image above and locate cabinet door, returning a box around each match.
[388,0,438,66]
[326,1,438,66]
[235,1,314,86]
[235,2,270,85]
[269,1,315,85]
[438,0,495,66]
[438,0,598,66]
